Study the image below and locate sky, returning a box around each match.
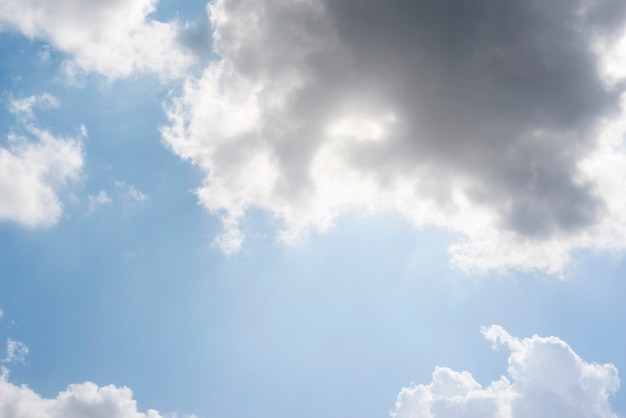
[1,0,626,417]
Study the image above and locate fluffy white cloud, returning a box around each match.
[0,0,196,80]
[0,95,84,228]
[392,326,620,418]
[162,0,626,273]
[0,368,192,418]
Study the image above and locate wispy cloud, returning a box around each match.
[8,93,59,122]
[115,181,149,203]
[2,339,28,364]
[87,190,112,214]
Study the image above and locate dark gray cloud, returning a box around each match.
[325,0,622,236]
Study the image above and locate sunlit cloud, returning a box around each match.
[392,325,620,418]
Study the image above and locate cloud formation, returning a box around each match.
[0,94,84,228]
[0,368,192,418]
[162,0,626,272]
[0,0,196,80]
[391,325,620,418]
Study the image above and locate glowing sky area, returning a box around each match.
[1,1,626,417]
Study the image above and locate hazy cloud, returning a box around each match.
[392,325,620,418]
[163,0,626,273]
[2,339,28,364]
[1,94,84,228]
[87,190,112,214]
[8,94,59,122]
[115,181,149,203]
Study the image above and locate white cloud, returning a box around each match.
[391,326,620,418]
[2,339,28,364]
[162,0,626,273]
[115,181,149,203]
[87,190,113,214]
[0,311,194,417]
[8,94,59,122]
[0,0,196,80]
[0,368,194,418]
[0,94,84,228]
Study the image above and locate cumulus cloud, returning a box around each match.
[0,0,196,80]
[0,368,193,418]
[1,94,84,228]
[162,0,626,273]
[391,326,620,418]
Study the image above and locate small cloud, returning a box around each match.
[3,339,29,364]
[127,186,148,203]
[8,93,59,122]
[1,95,84,228]
[87,190,112,214]
[115,181,149,203]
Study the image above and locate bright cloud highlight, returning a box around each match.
[392,326,620,418]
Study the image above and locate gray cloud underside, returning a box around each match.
[165,0,626,271]
[325,0,623,235]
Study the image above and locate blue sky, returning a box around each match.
[1,1,626,417]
